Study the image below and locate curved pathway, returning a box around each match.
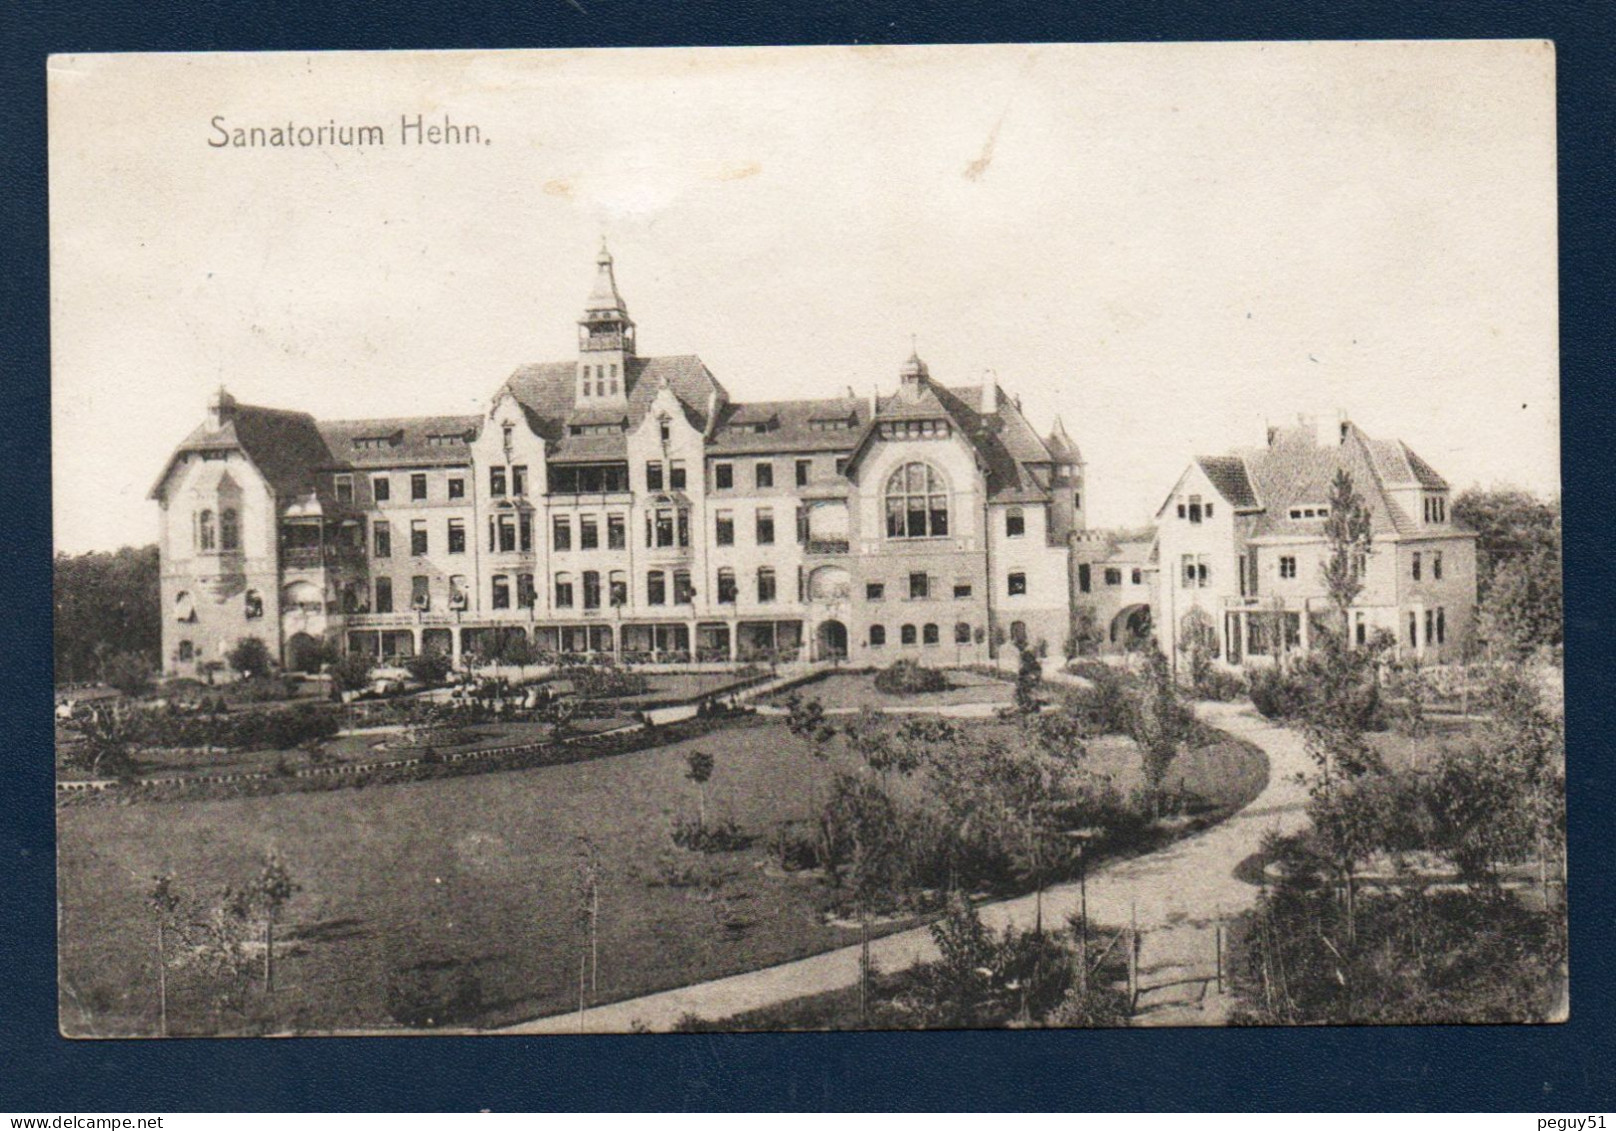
[499,700,1311,1033]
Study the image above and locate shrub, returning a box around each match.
[567,664,650,700]
[670,815,750,853]
[103,651,156,698]
[767,822,821,872]
[384,960,485,1028]
[1062,668,1135,736]
[873,660,949,696]
[1192,665,1247,702]
[405,650,455,686]
[1248,665,1314,720]
[330,652,375,694]
[228,637,275,680]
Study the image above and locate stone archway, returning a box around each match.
[816,619,848,661]
[1110,603,1152,648]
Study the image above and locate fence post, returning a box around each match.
[1128,900,1139,1014]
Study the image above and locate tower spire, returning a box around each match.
[576,243,635,408]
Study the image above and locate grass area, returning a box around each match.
[763,669,1013,712]
[58,714,1265,1036]
[598,672,763,706]
[1366,717,1480,774]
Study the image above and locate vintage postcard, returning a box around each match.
[49,43,1563,1036]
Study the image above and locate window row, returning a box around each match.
[1180,554,1212,588]
[862,574,977,602]
[1423,494,1448,523]
[1410,550,1444,581]
[1176,495,1214,523]
[193,508,240,552]
[1407,607,1449,648]
[577,362,621,399]
[337,471,469,505]
[868,622,975,647]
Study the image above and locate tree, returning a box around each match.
[1320,469,1374,641]
[103,651,155,698]
[146,873,181,1037]
[1453,487,1561,601]
[683,750,714,828]
[251,849,298,994]
[228,636,274,680]
[1477,549,1562,657]
[330,651,375,694]
[1130,645,1190,819]
[1014,645,1043,715]
[53,545,160,684]
[503,633,536,677]
[66,705,142,778]
[573,836,602,1026]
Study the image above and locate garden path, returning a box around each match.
[497,700,1312,1033]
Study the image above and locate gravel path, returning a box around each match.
[499,699,1312,1033]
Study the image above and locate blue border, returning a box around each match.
[5,0,1613,1112]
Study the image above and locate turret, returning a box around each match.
[575,242,634,411]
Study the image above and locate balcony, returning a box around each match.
[806,538,851,556]
[580,332,625,352]
[281,545,365,572]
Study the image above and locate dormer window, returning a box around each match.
[1288,505,1331,521]
[1423,494,1448,523]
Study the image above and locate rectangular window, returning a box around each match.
[608,573,627,607]
[715,463,733,490]
[1433,552,1443,580]
[1008,571,1027,597]
[607,514,626,549]
[582,571,601,610]
[411,575,430,611]
[716,510,734,546]
[1078,563,1091,593]
[411,473,427,501]
[953,581,972,599]
[756,508,775,545]
[796,459,811,487]
[757,567,776,604]
[518,573,535,609]
[447,518,466,554]
[554,574,574,608]
[490,467,507,497]
[1412,551,1422,581]
[655,509,675,548]
[1104,568,1122,586]
[519,512,533,552]
[553,516,572,552]
[512,465,528,497]
[646,461,664,491]
[1006,510,1025,538]
[492,575,511,610]
[669,461,687,490]
[1074,491,1082,511]
[447,476,465,500]
[372,476,390,502]
[374,577,393,614]
[580,515,599,550]
[1425,608,1435,645]
[1197,558,1210,587]
[835,457,848,476]
[410,520,428,557]
[1437,607,1446,644]
[1132,568,1143,585]
[717,570,736,604]
[1280,556,1297,579]
[866,582,885,601]
[373,521,391,558]
[1177,503,1186,519]
[678,508,690,547]
[1409,611,1418,647]
[178,640,194,662]
[335,474,354,504]
[674,569,693,605]
[795,506,809,544]
[909,572,929,600]
[755,462,774,489]
[1188,495,1203,524]
[1181,554,1195,589]
[494,515,516,554]
[647,571,666,606]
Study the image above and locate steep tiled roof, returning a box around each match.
[153,404,336,500]
[1197,456,1261,510]
[708,396,867,455]
[316,416,481,469]
[1237,422,1415,538]
[501,354,728,459]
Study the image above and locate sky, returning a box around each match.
[48,42,1559,553]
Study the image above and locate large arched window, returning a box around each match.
[196,509,216,551]
[885,462,949,539]
[220,508,240,551]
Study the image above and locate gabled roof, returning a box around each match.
[1196,455,1261,511]
[316,415,481,469]
[708,396,868,455]
[500,354,728,460]
[151,403,336,500]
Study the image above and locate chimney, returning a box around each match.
[208,385,237,430]
[982,373,998,414]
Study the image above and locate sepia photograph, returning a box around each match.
[48,42,1564,1037]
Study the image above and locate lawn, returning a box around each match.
[1367,717,1480,774]
[764,669,1014,712]
[57,714,1265,1036]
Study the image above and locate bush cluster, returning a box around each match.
[122,701,340,752]
[872,660,950,696]
[669,815,751,853]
